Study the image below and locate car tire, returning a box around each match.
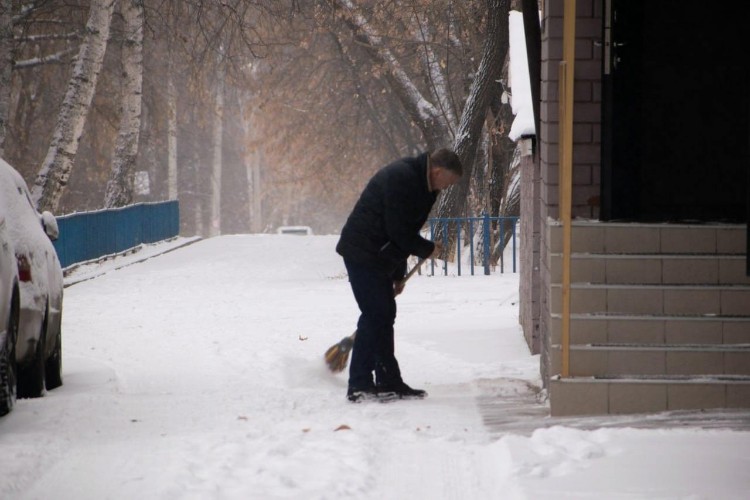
[0,290,19,416]
[17,311,46,399]
[45,314,62,391]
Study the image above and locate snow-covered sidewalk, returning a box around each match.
[1,235,748,499]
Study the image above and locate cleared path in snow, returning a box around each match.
[0,235,535,499]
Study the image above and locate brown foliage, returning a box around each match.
[3,0,516,235]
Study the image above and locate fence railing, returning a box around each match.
[427,215,519,276]
[53,200,180,268]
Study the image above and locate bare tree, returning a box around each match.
[104,0,145,207]
[333,0,453,150]
[0,1,83,156]
[435,0,509,219]
[31,0,116,212]
[0,0,11,156]
[329,0,508,220]
[166,52,177,200]
[2,0,516,237]
[210,49,225,236]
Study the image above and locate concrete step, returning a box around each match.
[550,253,750,286]
[550,344,750,378]
[549,313,750,345]
[549,283,750,316]
[549,375,750,416]
[548,221,746,255]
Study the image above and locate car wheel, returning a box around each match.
[45,314,62,391]
[17,311,46,399]
[0,290,19,416]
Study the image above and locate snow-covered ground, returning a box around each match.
[1,235,748,499]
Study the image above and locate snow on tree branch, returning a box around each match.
[334,0,452,149]
[408,10,457,136]
[13,47,77,69]
[17,31,82,43]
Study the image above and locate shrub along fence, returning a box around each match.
[53,201,180,268]
[427,215,519,276]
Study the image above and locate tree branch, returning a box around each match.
[13,47,77,69]
[17,31,81,43]
[333,0,452,150]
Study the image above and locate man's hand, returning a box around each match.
[393,280,406,297]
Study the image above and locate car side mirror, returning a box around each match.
[41,211,59,241]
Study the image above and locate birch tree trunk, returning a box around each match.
[0,0,13,156]
[210,58,225,237]
[104,0,144,208]
[31,0,116,212]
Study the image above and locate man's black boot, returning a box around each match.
[377,382,427,399]
[347,387,379,403]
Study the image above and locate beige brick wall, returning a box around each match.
[536,0,603,385]
[519,139,540,353]
[540,0,602,222]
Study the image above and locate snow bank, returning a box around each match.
[508,11,535,141]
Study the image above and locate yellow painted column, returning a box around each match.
[558,0,576,377]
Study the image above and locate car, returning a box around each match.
[276,225,313,236]
[0,158,63,409]
[0,213,20,416]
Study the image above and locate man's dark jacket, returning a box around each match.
[336,152,437,279]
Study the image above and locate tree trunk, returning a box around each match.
[249,149,262,233]
[238,103,263,234]
[104,0,144,208]
[31,0,116,212]
[436,0,509,219]
[0,0,13,156]
[209,58,225,237]
[167,55,178,200]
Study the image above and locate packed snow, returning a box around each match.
[0,234,748,499]
[508,11,535,141]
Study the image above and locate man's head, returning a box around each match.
[429,149,462,191]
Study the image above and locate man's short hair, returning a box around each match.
[430,149,463,176]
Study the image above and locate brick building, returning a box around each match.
[518,0,749,415]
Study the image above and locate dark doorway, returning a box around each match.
[601,0,749,223]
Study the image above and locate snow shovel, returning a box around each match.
[324,259,426,373]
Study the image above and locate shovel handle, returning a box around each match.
[402,258,426,282]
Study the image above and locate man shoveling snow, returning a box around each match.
[334,149,463,402]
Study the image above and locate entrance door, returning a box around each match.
[601,0,749,223]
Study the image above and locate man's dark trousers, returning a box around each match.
[344,258,403,390]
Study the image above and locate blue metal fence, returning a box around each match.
[53,200,180,268]
[427,215,519,276]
